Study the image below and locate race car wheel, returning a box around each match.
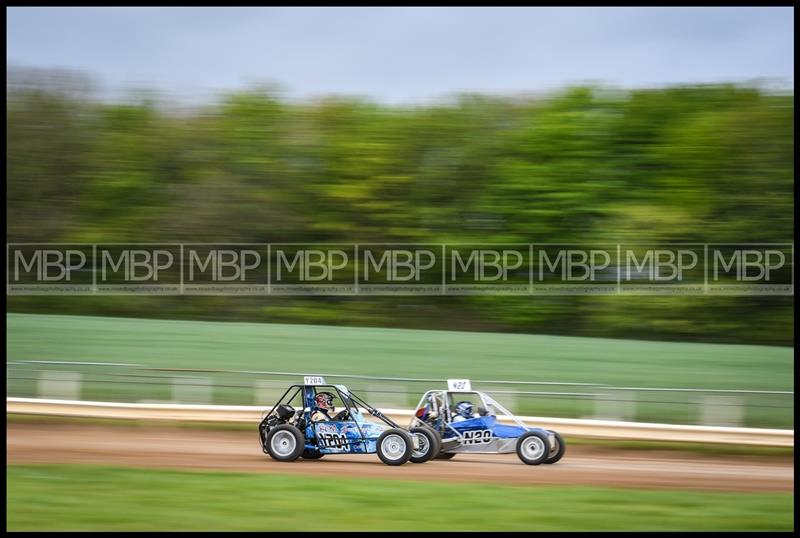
[516,431,551,465]
[544,431,566,464]
[259,424,269,454]
[266,424,304,462]
[376,429,413,466]
[301,449,324,460]
[436,451,456,460]
[409,426,441,463]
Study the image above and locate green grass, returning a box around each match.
[6,313,794,426]
[7,313,793,388]
[7,464,794,531]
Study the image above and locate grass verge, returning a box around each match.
[7,464,794,531]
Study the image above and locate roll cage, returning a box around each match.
[260,383,401,451]
[410,389,532,440]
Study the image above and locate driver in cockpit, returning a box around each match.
[310,391,350,422]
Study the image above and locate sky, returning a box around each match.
[6,7,795,103]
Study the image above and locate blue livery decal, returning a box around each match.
[308,420,390,454]
[448,416,528,438]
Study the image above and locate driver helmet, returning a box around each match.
[315,391,335,412]
[455,401,473,419]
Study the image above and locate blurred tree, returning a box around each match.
[5,70,794,345]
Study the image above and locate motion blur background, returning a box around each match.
[6,8,794,345]
[6,6,795,531]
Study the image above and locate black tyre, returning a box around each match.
[265,424,304,462]
[301,449,324,460]
[436,451,456,460]
[544,431,566,464]
[376,428,413,466]
[409,426,441,463]
[516,431,551,465]
[259,423,269,454]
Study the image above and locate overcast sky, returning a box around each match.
[6,7,795,103]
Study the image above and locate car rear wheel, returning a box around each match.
[265,424,304,462]
[544,431,566,464]
[376,429,413,466]
[516,431,550,465]
[409,426,441,463]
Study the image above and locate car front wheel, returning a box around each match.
[516,431,551,465]
[376,429,413,466]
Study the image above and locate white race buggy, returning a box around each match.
[409,379,566,465]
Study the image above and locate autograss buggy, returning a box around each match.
[259,376,441,466]
[410,380,565,465]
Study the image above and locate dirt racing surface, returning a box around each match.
[6,423,793,492]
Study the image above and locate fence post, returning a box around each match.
[484,389,518,416]
[254,380,289,407]
[594,388,636,422]
[698,395,744,427]
[38,371,82,400]
[171,376,212,404]
[367,384,407,408]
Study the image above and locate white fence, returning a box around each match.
[6,361,794,429]
[7,397,793,447]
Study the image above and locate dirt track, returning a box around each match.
[6,423,793,492]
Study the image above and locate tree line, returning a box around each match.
[6,69,794,345]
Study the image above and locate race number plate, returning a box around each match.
[448,379,471,391]
[318,432,348,448]
[304,376,326,385]
[462,429,492,444]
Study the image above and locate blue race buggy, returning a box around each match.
[410,380,565,465]
[259,376,441,466]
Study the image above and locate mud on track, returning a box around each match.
[6,423,793,492]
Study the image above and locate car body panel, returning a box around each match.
[307,420,390,454]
